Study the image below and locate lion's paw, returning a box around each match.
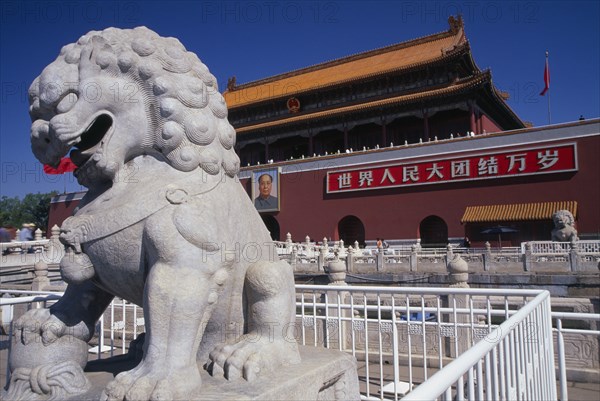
[207,335,300,382]
[100,361,201,401]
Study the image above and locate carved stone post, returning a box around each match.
[318,246,327,272]
[446,243,453,265]
[346,246,354,273]
[447,254,469,288]
[445,253,470,357]
[327,254,347,285]
[290,245,297,267]
[375,250,383,271]
[46,224,65,265]
[34,228,43,241]
[483,241,492,271]
[32,261,50,292]
[325,253,350,351]
[286,232,292,250]
[410,244,418,272]
[569,238,580,271]
[354,240,359,250]
[524,242,532,271]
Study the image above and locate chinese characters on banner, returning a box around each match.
[327,144,577,193]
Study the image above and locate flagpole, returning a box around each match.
[546,51,551,124]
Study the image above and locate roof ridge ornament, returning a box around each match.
[448,15,464,34]
[227,76,237,91]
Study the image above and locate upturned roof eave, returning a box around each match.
[234,72,492,135]
[226,42,474,112]
[227,27,458,92]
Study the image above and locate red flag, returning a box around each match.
[43,157,77,174]
[540,55,550,96]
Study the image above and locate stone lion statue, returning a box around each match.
[551,210,578,242]
[10,27,299,401]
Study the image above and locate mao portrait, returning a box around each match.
[253,169,280,212]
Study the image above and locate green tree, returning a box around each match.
[0,196,22,227]
[0,192,57,232]
[20,192,58,231]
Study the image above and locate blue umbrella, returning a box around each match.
[481,226,518,247]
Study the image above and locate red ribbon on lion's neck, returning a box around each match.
[43,157,77,175]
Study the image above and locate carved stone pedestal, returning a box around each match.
[75,346,360,401]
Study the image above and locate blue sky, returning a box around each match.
[1,0,599,198]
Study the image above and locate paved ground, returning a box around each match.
[1,335,598,400]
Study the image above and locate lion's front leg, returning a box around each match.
[102,246,228,401]
[208,260,300,381]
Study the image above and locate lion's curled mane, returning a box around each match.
[28,26,239,177]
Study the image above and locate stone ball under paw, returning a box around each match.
[9,335,89,371]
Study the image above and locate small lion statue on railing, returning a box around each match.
[6,27,300,401]
[551,210,578,242]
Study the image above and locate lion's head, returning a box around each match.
[552,210,575,229]
[29,26,239,188]
[551,209,578,242]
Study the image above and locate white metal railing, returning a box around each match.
[552,311,600,401]
[402,290,555,401]
[2,287,598,400]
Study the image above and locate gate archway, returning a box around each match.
[338,215,365,247]
[419,215,448,247]
[261,215,280,241]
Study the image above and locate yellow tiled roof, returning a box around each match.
[224,23,466,108]
[235,72,488,134]
[461,201,578,223]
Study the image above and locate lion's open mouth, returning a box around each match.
[70,114,113,167]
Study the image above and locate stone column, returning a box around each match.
[446,253,471,357]
[346,246,355,273]
[286,232,293,251]
[375,250,383,271]
[410,244,418,272]
[318,246,327,272]
[47,224,65,265]
[290,246,297,267]
[483,241,492,271]
[447,253,469,288]
[325,254,350,351]
[33,228,44,253]
[327,254,347,286]
[569,238,580,271]
[446,243,453,265]
[524,242,532,271]
[32,261,50,291]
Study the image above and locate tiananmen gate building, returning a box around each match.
[48,16,600,247]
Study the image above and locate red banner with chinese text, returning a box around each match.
[326,144,577,193]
